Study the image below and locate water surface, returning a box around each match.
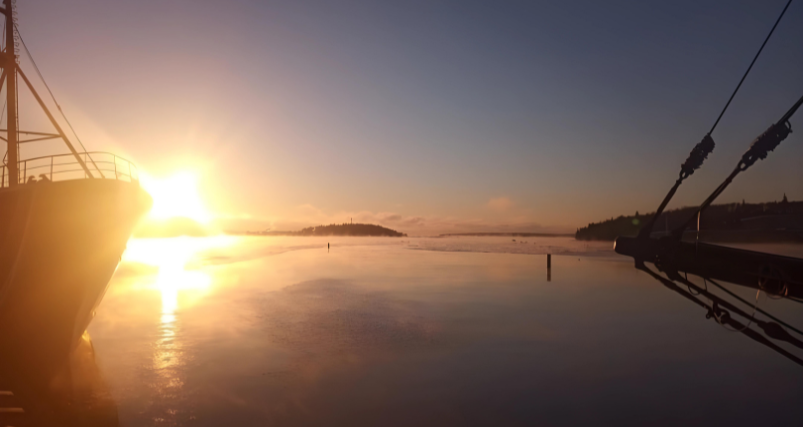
[87,236,803,426]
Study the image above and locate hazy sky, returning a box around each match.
[14,0,803,234]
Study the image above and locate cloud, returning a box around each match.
[486,197,514,212]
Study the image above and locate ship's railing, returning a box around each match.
[0,152,139,187]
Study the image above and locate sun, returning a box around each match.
[140,171,212,224]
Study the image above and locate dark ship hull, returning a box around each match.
[0,179,151,376]
[0,332,120,427]
[615,235,803,298]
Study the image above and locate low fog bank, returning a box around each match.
[405,236,614,257]
[210,216,574,238]
[127,235,615,262]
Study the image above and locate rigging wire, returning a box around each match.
[671,93,803,238]
[638,0,794,239]
[708,0,794,135]
[13,24,100,173]
[8,20,19,181]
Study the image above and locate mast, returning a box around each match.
[4,0,17,186]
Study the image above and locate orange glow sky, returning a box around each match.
[12,0,803,234]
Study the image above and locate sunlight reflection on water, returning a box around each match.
[114,236,235,420]
[87,236,803,426]
[122,236,230,316]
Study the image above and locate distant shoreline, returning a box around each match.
[240,223,406,237]
[576,199,803,242]
[438,233,574,238]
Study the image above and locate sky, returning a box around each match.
[10,0,803,234]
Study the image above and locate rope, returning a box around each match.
[13,25,100,174]
[708,0,794,134]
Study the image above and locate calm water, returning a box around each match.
[81,236,803,426]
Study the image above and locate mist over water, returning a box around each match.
[86,236,803,426]
[3,1,802,426]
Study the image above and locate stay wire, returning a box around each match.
[708,0,794,135]
[13,25,98,171]
[638,1,793,239]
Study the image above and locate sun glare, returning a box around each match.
[140,171,212,224]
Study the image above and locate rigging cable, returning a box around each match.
[671,93,803,238]
[13,25,101,175]
[708,0,794,134]
[638,0,794,239]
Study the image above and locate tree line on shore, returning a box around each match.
[576,197,803,241]
[251,222,407,237]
